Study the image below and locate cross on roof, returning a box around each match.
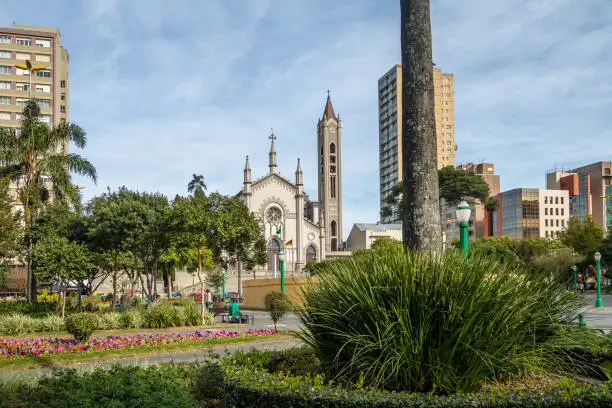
[269,129,276,142]
[326,89,330,97]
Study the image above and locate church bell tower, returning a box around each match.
[317,92,343,251]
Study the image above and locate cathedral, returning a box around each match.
[238,94,344,273]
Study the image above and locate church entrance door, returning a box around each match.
[306,245,316,264]
[267,239,281,273]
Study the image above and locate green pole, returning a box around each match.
[459,221,469,259]
[595,252,603,307]
[280,251,285,294]
[572,265,578,295]
[578,313,585,327]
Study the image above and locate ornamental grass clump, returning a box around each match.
[0,313,36,335]
[297,247,596,393]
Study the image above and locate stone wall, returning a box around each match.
[241,277,317,309]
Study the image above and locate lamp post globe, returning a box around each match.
[456,201,472,259]
[595,251,603,307]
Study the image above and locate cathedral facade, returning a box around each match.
[238,95,343,273]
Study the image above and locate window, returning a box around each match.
[36,99,51,108]
[15,68,28,75]
[329,155,335,164]
[331,220,337,237]
[556,219,559,227]
[560,197,564,204]
[330,143,336,154]
[35,84,50,93]
[0,65,11,74]
[330,165,336,174]
[330,175,336,198]
[544,197,548,204]
[35,54,50,62]
[545,208,548,215]
[60,105,65,113]
[0,51,10,59]
[0,81,9,90]
[36,70,51,78]
[16,98,28,106]
[16,83,29,91]
[39,115,51,123]
[16,38,32,46]
[60,80,66,88]
[60,93,66,101]
[606,168,611,176]
[0,36,10,44]
[561,208,564,216]
[0,112,10,120]
[545,219,548,227]
[555,208,559,216]
[555,197,558,204]
[35,39,51,48]
[562,219,565,227]
[545,231,549,238]
[0,96,10,104]
[15,53,30,60]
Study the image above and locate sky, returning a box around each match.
[2,0,611,237]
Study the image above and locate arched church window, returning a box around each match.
[331,220,337,237]
[320,146,323,156]
[267,239,281,272]
[330,165,336,174]
[265,206,282,224]
[330,143,336,154]
[330,175,336,198]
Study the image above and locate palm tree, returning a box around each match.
[0,100,97,300]
[188,173,207,196]
[400,0,442,253]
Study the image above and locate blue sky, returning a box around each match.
[2,0,611,237]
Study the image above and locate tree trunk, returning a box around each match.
[61,284,67,319]
[400,0,442,254]
[197,248,205,323]
[111,270,118,310]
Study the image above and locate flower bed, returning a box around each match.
[0,329,285,360]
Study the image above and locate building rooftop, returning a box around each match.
[354,223,402,232]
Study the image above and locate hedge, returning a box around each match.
[222,365,612,408]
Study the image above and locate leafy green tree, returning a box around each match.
[466,237,521,264]
[264,291,290,331]
[400,0,442,253]
[32,235,95,317]
[382,166,494,222]
[532,248,585,284]
[599,228,612,274]
[0,179,21,288]
[0,101,96,300]
[559,215,604,262]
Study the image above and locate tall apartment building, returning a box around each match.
[491,188,569,239]
[0,24,68,130]
[378,64,455,223]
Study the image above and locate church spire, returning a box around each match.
[322,90,337,120]
[268,130,277,174]
[243,155,251,184]
[295,158,303,186]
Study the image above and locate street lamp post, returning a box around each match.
[220,250,229,301]
[571,265,578,295]
[456,201,472,259]
[595,251,603,308]
[279,249,285,293]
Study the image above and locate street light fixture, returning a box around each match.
[595,251,603,308]
[279,248,285,293]
[14,59,46,100]
[456,201,472,259]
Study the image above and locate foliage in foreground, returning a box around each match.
[298,248,596,393]
[264,291,291,331]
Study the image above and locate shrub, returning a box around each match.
[65,313,97,341]
[119,308,144,329]
[297,248,597,393]
[96,312,122,330]
[193,360,224,400]
[35,314,65,332]
[171,306,188,327]
[83,294,101,311]
[201,311,215,326]
[225,347,320,377]
[36,289,59,304]
[0,312,36,335]
[184,303,214,326]
[264,291,291,331]
[0,364,201,408]
[0,300,55,316]
[144,305,175,329]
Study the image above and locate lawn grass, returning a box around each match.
[0,333,293,369]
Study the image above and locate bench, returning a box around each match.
[218,312,253,325]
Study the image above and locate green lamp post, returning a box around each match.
[571,265,578,295]
[221,250,228,301]
[595,251,603,308]
[279,248,285,293]
[456,201,472,259]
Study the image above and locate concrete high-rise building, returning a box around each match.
[0,24,69,129]
[378,64,455,223]
[546,171,592,221]
[567,162,612,233]
[491,188,569,239]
